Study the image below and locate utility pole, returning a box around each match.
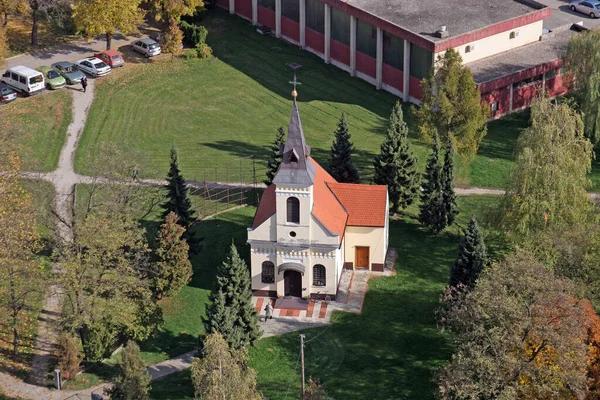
[299,333,306,399]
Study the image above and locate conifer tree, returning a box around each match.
[152,212,193,299]
[329,113,360,183]
[162,145,196,231]
[442,139,459,227]
[374,101,420,213]
[264,126,285,186]
[204,244,261,348]
[419,134,446,233]
[106,340,151,400]
[449,216,488,288]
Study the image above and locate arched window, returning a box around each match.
[287,197,300,224]
[313,264,326,287]
[261,261,275,284]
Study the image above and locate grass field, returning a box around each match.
[75,10,544,190]
[148,196,504,400]
[0,90,72,172]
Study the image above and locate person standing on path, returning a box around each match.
[81,76,88,93]
[264,303,273,321]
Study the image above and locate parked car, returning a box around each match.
[51,61,86,85]
[36,66,66,90]
[0,83,17,103]
[1,65,45,96]
[570,0,600,18]
[74,57,112,77]
[94,50,125,68]
[131,38,161,58]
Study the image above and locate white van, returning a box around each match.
[1,65,45,96]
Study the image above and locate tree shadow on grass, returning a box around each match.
[139,330,200,363]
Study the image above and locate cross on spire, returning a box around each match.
[289,72,301,92]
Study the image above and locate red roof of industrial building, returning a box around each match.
[327,182,388,227]
[250,158,387,236]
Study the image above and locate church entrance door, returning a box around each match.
[284,270,302,297]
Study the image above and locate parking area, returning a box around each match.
[537,0,600,30]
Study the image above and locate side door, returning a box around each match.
[355,247,370,269]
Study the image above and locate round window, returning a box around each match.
[289,231,297,237]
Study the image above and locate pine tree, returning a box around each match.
[162,145,196,231]
[329,113,360,183]
[152,212,193,299]
[264,126,285,186]
[57,333,84,381]
[105,340,151,400]
[449,216,488,288]
[374,101,420,213]
[204,244,261,349]
[419,134,446,233]
[442,139,459,227]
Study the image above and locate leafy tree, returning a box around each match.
[27,0,70,46]
[374,101,420,213]
[498,97,593,240]
[448,216,487,289]
[264,126,285,186]
[0,153,43,355]
[329,113,360,183]
[60,213,162,361]
[106,340,151,400]
[72,0,144,50]
[152,212,192,299]
[162,145,196,232]
[148,0,204,21]
[0,0,18,26]
[441,139,458,227]
[190,332,262,400]
[437,251,590,400]
[57,333,84,381]
[162,17,184,61]
[566,29,600,145]
[415,48,489,158]
[418,133,446,233]
[204,244,261,349]
[0,26,8,60]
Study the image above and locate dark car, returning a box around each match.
[51,61,86,85]
[0,83,17,104]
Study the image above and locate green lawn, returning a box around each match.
[0,91,72,172]
[148,196,504,400]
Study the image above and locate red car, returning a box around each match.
[93,50,125,68]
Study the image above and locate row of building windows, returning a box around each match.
[257,0,431,78]
[261,261,326,286]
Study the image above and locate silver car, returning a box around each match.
[570,0,600,18]
[131,38,161,58]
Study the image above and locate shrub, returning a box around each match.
[195,43,213,59]
[179,21,209,46]
[57,334,83,381]
[182,48,198,60]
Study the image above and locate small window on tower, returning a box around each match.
[290,149,299,164]
[287,197,300,223]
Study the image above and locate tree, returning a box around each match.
[418,133,446,233]
[106,340,151,400]
[28,0,70,46]
[415,48,489,158]
[72,0,144,50]
[148,0,204,21]
[0,0,18,26]
[329,113,360,183]
[190,332,262,400]
[0,26,8,60]
[566,29,600,145]
[162,17,184,61]
[204,244,261,349]
[0,153,43,356]
[151,212,192,299]
[162,145,196,232]
[441,139,458,227]
[264,126,285,186]
[498,96,593,240]
[60,213,162,361]
[437,251,590,400]
[373,101,420,213]
[57,333,84,381]
[448,216,487,289]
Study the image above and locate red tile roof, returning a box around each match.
[250,159,388,236]
[327,182,388,227]
[251,184,276,229]
[308,158,348,237]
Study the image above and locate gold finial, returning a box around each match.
[292,89,298,99]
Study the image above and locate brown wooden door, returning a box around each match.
[284,270,302,297]
[355,247,370,269]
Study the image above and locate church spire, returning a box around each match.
[272,77,315,186]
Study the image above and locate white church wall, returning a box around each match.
[344,226,387,269]
[247,214,276,242]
